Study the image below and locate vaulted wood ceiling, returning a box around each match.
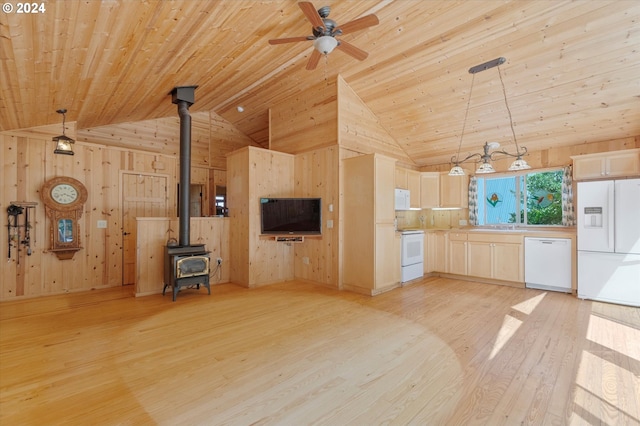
[1,0,639,167]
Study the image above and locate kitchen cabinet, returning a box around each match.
[420,172,440,209]
[396,167,421,208]
[425,230,447,273]
[395,167,408,189]
[440,173,469,208]
[407,170,421,209]
[344,154,399,295]
[571,148,640,180]
[467,233,523,282]
[448,232,468,275]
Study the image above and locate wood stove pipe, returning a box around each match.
[170,86,198,247]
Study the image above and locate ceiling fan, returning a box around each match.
[268,2,379,70]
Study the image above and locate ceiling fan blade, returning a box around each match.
[298,2,325,30]
[269,36,311,45]
[336,40,369,61]
[306,49,322,70]
[335,14,379,35]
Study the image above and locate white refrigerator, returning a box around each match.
[577,178,640,307]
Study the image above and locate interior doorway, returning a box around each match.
[121,172,169,286]
[190,184,203,217]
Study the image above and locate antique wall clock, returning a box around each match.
[41,177,88,260]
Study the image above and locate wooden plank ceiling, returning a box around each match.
[1,0,639,167]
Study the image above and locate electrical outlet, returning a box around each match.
[216,257,222,265]
[97,220,107,229]
[302,257,310,265]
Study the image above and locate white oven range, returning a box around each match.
[401,230,424,283]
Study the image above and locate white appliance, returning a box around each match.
[577,178,640,307]
[524,237,572,292]
[401,230,424,283]
[395,189,410,211]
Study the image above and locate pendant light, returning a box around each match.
[449,57,530,175]
[52,109,75,155]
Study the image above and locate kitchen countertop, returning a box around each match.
[410,227,576,237]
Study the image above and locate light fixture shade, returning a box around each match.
[313,36,338,55]
[476,162,496,174]
[508,157,531,171]
[448,165,466,176]
[53,135,75,155]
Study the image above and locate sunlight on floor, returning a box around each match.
[489,314,522,360]
[489,293,546,360]
[512,292,547,315]
[586,313,640,361]
[571,313,640,424]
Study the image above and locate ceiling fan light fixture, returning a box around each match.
[313,36,338,55]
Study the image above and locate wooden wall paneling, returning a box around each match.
[293,146,339,287]
[227,148,250,286]
[269,78,338,155]
[208,111,257,170]
[135,218,171,296]
[227,147,295,287]
[0,127,184,301]
[135,217,231,297]
[188,218,230,285]
[191,112,210,167]
[213,169,227,187]
[337,75,413,164]
[248,148,295,286]
[0,135,18,297]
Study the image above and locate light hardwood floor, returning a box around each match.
[1,278,638,425]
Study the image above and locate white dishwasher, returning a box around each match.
[524,237,572,293]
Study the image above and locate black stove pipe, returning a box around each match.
[170,86,198,248]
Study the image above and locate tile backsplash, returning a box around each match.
[395,209,469,229]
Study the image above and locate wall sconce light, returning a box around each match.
[449,57,530,175]
[53,108,74,155]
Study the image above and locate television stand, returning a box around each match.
[274,236,304,243]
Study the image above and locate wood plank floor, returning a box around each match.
[1,277,638,425]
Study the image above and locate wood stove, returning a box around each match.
[162,85,212,301]
[163,244,210,301]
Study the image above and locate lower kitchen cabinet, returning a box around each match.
[425,231,447,273]
[467,235,523,282]
[448,232,468,275]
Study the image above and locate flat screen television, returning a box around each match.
[260,197,322,235]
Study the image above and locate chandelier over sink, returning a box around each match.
[449,57,531,176]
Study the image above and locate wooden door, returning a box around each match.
[122,173,169,286]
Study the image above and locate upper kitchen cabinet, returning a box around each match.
[407,170,421,209]
[440,173,469,208]
[571,148,640,181]
[396,167,421,209]
[420,172,440,209]
[395,167,408,189]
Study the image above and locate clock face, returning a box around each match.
[51,184,79,205]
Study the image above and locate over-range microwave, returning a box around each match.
[395,188,410,210]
